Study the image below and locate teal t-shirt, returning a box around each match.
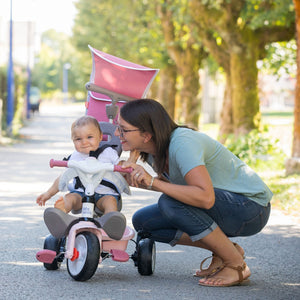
[168,128,272,206]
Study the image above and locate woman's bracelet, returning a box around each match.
[147,176,155,190]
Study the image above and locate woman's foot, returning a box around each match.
[194,243,245,277]
[198,262,251,287]
[54,196,67,213]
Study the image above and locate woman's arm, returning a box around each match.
[122,162,215,209]
[153,165,215,209]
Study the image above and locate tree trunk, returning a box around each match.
[157,1,202,128]
[230,45,260,135]
[286,0,300,175]
[218,75,233,142]
[157,64,177,119]
[189,0,294,140]
[180,48,201,128]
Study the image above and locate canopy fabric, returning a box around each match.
[86,45,159,122]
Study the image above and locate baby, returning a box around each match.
[36,115,126,240]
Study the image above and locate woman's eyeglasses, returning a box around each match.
[116,125,140,137]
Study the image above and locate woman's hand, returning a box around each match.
[121,161,153,189]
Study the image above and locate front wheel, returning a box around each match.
[137,238,156,276]
[43,234,62,270]
[67,232,100,281]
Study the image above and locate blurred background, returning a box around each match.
[0,0,299,218]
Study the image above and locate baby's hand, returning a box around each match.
[36,193,50,206]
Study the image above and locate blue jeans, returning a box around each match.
[132,188,271,246]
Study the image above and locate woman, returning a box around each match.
[117,99,272,287]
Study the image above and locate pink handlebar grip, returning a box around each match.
[49,159,68,168]
[114,165,133,173]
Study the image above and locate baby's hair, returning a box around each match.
[71,115,102,138]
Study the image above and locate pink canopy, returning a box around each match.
[86,45,159,122]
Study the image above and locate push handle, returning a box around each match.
[49,159,68,168]
[85,82,136,102]
[113,165,133,173]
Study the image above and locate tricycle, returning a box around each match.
[36,157,156,281]
[36,45,159,281]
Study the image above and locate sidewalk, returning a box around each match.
[0,101,299,299]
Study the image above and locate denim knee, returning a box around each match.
[158,194,217,241]
[132,203,178,244]
[132,209,143,232]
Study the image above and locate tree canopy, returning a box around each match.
[32,30,84,97]
[31,0,295,134]
[189,0,295,135]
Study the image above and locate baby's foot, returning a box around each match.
[54,196,67,213]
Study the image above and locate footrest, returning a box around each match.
[36,250,57,264]
[110,249,129,262]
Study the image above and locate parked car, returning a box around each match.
[29,87,41,114]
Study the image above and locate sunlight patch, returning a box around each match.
[157,249,184,253]
[0,217,23,221]
[282,282,300,287]
[5,261,42,266]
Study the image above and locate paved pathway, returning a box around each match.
[0,102,299,299]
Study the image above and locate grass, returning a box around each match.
[261,111,294,117]
[201,110,300,222]
[263,171,300,220]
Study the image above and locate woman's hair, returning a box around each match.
[71,115,102,138]
[120,99,178,174]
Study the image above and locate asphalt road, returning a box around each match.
[0,101,299,300]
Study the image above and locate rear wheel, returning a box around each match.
[43,234,61,270]
[137,238,156,276]
[67,232,100,281]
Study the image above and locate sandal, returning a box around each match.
[198,262,251,287]
[193,254,223,278]
[194,242,245,278]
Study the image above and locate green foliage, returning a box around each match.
[261,41,296,77]
[32,30,87,98]
[225,128,286,170]
[263,172,300,218]
[241,0,294,29]
[265,173,300,217]
[72,0,166,76]
[30,0,296,128]
[0,65,27,135]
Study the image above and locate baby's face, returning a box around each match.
[72,124,102,155]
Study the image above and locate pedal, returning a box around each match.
[110,249,129,262]
[36,249,57,264]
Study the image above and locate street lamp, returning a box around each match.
[63,63,71,103]
[6,0,14,134]
[26,21,33,119]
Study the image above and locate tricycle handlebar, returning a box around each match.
[113,165,133,174]
[50,159,68,168]
[49,159,133,174]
